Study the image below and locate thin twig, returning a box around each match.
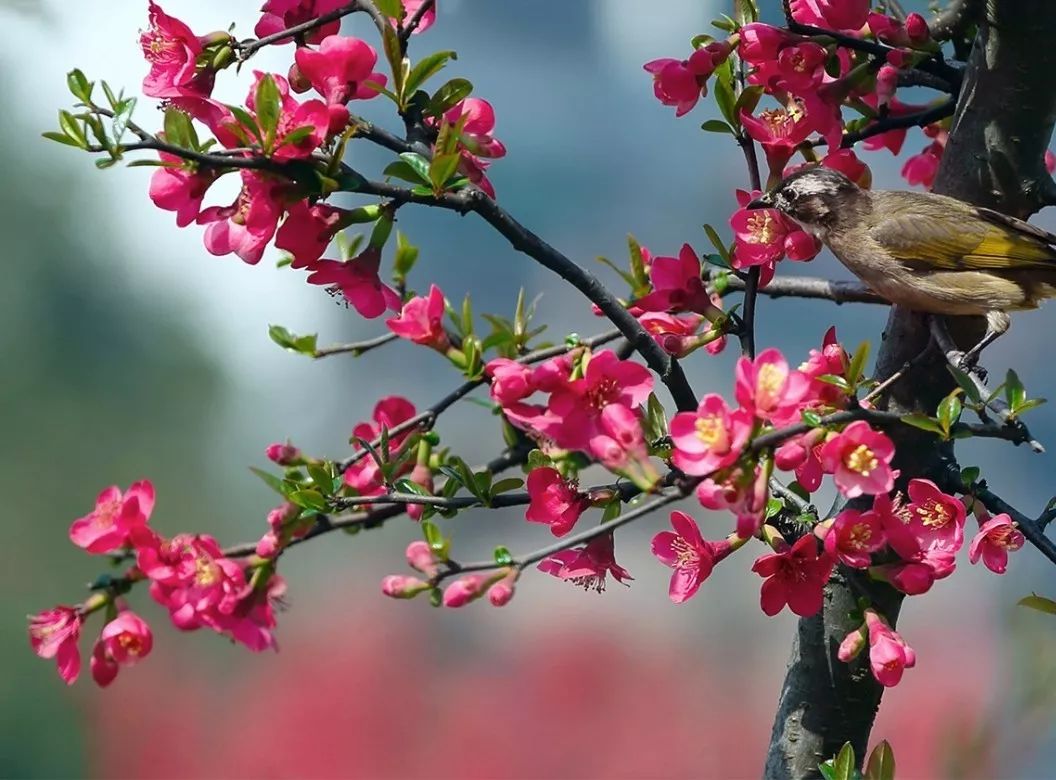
[720,275,885,305]
[398,0,436,46]
[313,332,398,358]
[236,1,385,60]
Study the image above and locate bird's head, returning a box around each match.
[748,167,865,239]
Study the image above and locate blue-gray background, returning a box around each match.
[2,1,1055,777]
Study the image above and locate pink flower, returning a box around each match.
[405,461,434,522]
[487,569,518,607]
[247,72,330,157]
[868,12,931,47]
[740,103,815,177]
[639,312,717,358]
[885,478,966,558]
[294,35,386,132]
[968,513,1024,574]
[486,358,536,406]
[265,442,302,466]
[538,533,632,592]
[386,284,450,351]
[400,0,437,34]
[774,42,828,93]
[865,610,915,687]
[730,193,820,268]
[751,534,833,617]
[670,393,753,476]
[28,606,82,685]
[901,125,948,189]
[211,573,286,652]
[305,248,402,318]
[68,480,155,554]
[774,430,826,492]
[343,396,417,495]
[818,149,872,189]
[442,574,487,607]
[275,201,345,268]
[149,151,219,227]
[798,326,852,408]
[90,611,154,688]
[140,2,213,98]
[819,421,897,498]
[791,0,869,31]
[197,171,285,265]
[634,243,715,315]
[696,468,769,539]
[543,350,653,452]
[441,98,506,198]
[525,467,588,537]
[643,45,730,117]
[735,347,811,425]
[820,508,886,568]
[255,0,345,45]
[587,404,651,473]
[651,511,738,603]
[382,574,431,599]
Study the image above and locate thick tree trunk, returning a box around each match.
[764,3,1056,777]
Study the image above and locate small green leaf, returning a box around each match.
[58,111,87,148]
[936,391,963,434]
[493,545,513,566]
[163,107,196,149]
[733,0,758,25]
[818,760,837,780]
[1013,397,1047,415]
[801,409,823,428]
[405,50,457,97]
[1018,594,1056,615]
[393,230,420,284]
[765,497,784,519]
[602,500,622,522]
[702,223,732,265]
[249,466,288,496]
[816,374,852,392]
[289,489,327,511]
[427,77,473,117]
[847,340,871,385]
[734,84,765,117]
[254,74,282,150]
[900,414,945,436]
[383,159,432,185]
[960,466,980,487]
[307,464,333,493]
[429,151,462,191]
[374,0,402,17]
[832,742,855,780]
[864,740,895,780]
[42,131,82,147]
[1005,369,1027,409]
[712,59,736,126]
[491,477,524,496]
[947,364,982,403]
[67,69,94,103]
[701,119,734,134]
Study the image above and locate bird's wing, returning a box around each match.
[869,207,1056,271]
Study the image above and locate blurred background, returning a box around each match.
[2,1,1056,777]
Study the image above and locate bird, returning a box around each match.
[747,167,1056,364]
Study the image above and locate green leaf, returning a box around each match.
[399,152,432,183]
[936,391,963,434]
[254,74,282,151]
[249,466,288,496]
[289,489,327,511]
[491,477,524,495]
[493,545,513,566]
[429,151,462,191]
[864,740,895,780]
[702,223,732,265]
[307,464,333,493]
[1018,594,1056,615]
[765,497,784,519]
[374,0,402,17]
[405,50,457,97]
[602,500,622,523]
[42,131,82,148]
[163,108,196,150]
[712,59,736,126]
[381,23,405,99]
[733,0,758,25]
[818,760,837,780]
[460,293,474,338]
[228,105,261,145]
[947,364,982,403]
[67,68,93,103]
[733,85,765,118]
[1013,397,1047,415]
[816,374,852,392]
[268,324,317,355]
[421,519,443,549]
[627,234,651,291]
[383,159,432,185]
[900,413,945,436]
[847,340,871,385]
[832,742,856,780]
[393,230,420,284]
[700,119,734,134]
[427,78,473,117]
[960,466,980,487]
[58,110,87,148]
[801,409,823,428]
[1005,369,1027,409]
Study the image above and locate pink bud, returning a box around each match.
[405,540,439,577]
[381,574,430,599]
[904,13,930,43]
[876,65,898,107]
[838,625,867,662]
[265,442,302,466]
[256,531,281,559]
[287,63,312,93]
[267,502,299,531]
[487,569,518,607]
[442,575,486,607]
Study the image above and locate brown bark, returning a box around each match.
[764,2,1056,776]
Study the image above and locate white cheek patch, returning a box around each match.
[787,176,836,197]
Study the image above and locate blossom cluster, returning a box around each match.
[143,0,503,316]
[29,480,285,686]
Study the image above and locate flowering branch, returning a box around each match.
[235,2,384,60]
[312,331,398,357]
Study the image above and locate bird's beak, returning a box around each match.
[746,194,771,210]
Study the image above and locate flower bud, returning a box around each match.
[442,574,486,607]
[381,574,430,599]
[265,442,302,466]
[487,569,519,607]
[256,531,281,559]
[405,540,439,577]
[287,63,312,93]
[904,13,930,44]
[267,502,300,531]
[838,625,867,662]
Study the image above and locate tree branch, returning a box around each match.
[236,1,386,60]
[721,275,884,306]
[313,332,398,358]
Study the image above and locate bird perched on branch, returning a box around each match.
[747,167,1056,363]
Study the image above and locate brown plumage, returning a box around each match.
[748,168,1056,357]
